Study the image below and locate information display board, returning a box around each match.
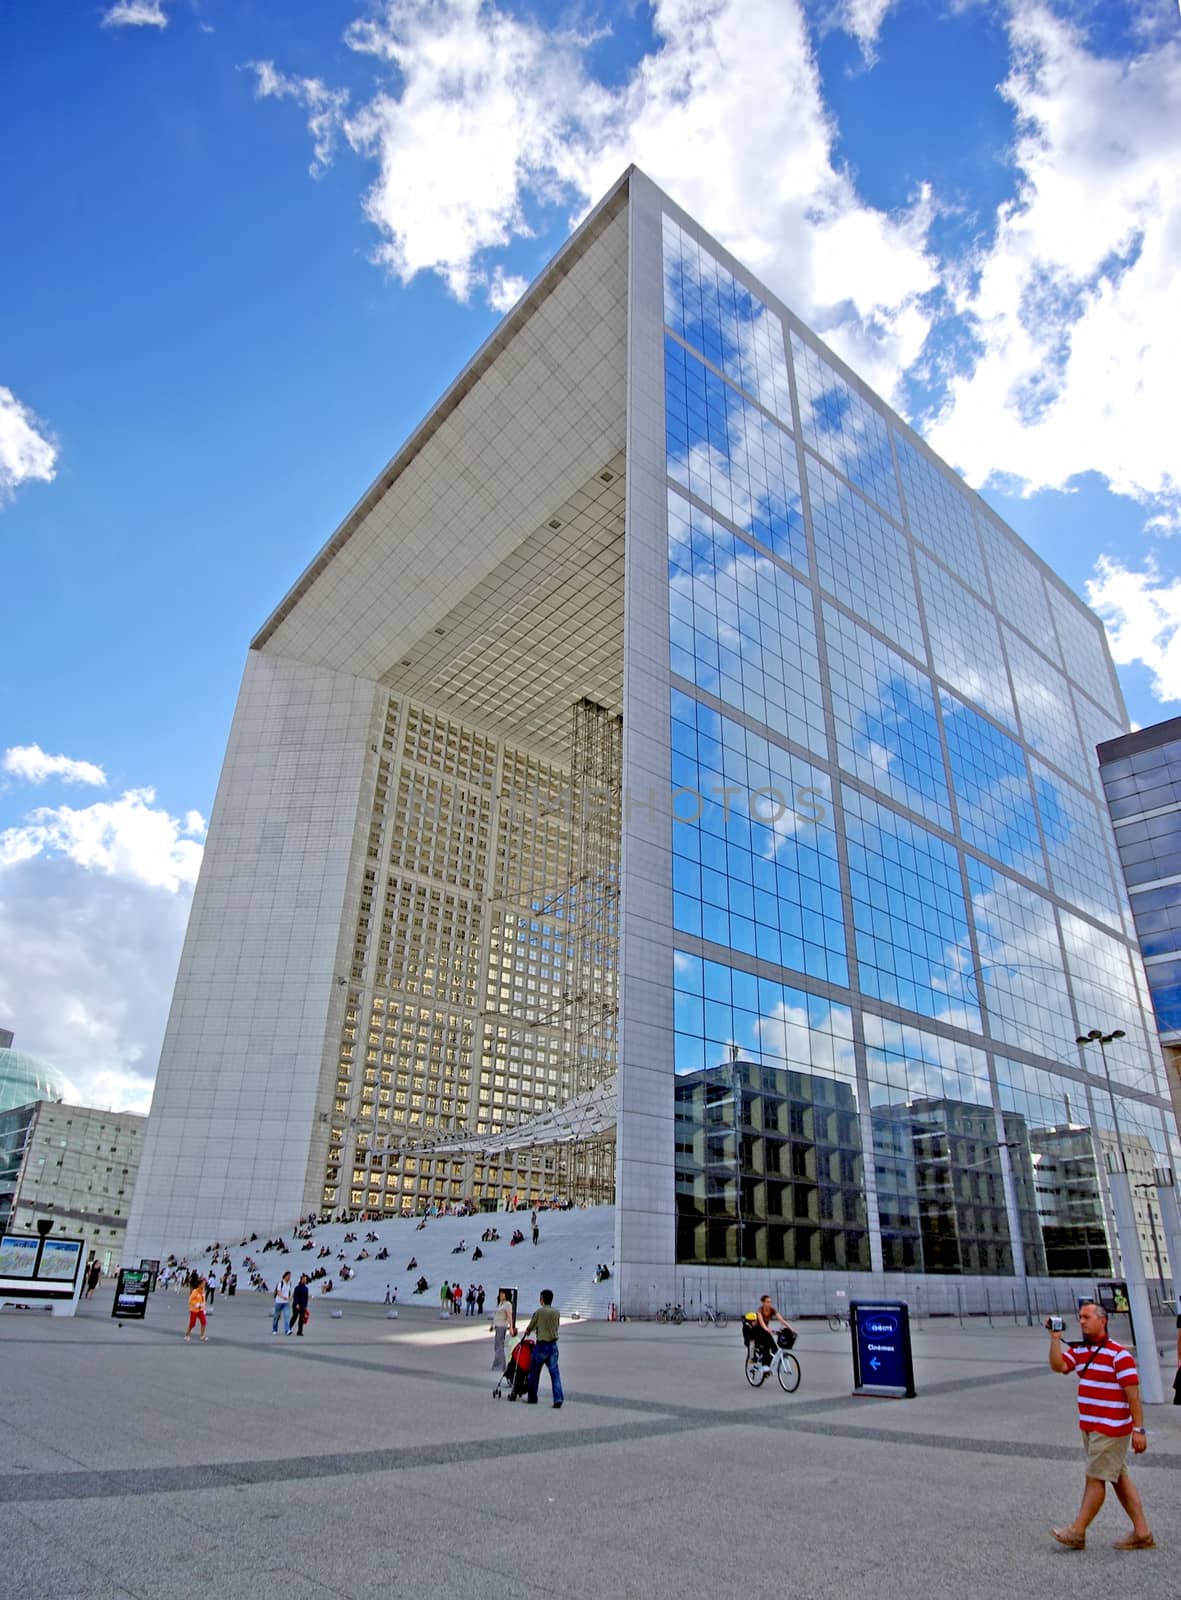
[139,1258,161,1291]
[0,1230,87,1314]
[0,1236,39,1278]
[39,1239,84,1280]
[112,1268,151,1321]
[1096,1279,1130,1314]
[850,1301,916,1399]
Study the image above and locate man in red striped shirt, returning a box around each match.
[1048,1299,1155,1551]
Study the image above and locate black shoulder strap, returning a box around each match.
[1077,1338,1109,1379]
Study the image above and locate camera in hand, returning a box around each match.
[1045,1316,1065,1332]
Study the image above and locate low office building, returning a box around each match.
[0,1101,145,1274]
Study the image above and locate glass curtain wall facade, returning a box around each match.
[1099,718,1181,1041]
[657,204,1177,1278]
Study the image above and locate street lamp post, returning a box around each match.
[1075,1026,1165,1404]
[1075,1028,1127,1168]
[1133,1182,1168,1299]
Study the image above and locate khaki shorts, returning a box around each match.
[1083,1430,1131,1482]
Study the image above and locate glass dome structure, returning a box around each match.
[0,1048,68,1114]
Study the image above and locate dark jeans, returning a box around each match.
[751,1328,774,1366]
[293,1307,306,1335]
[527,1341,563,1404]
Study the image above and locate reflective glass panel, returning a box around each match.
[917,551,1016,728]
[790,332,901,520]
[966,860,1075,1054]
[941,692,1043,879]
[668,489,826,755]
[1033,762,1123,927]
[1005,630,1093,791]
[978,512,1057,656]
[669,690,846,984]
[665,336,807,573]
[673,950,867,1270]
[662,215,792,424]
[1061,911,1166,1096]
[863,1014,1010,1274]
[995,1057,1113,1278]
[895,433,988,596]
[1075,689,1128,804]
[824,604,952,830]
[1048,584,1122,721]
[842,786,980,1026]
[808,456,924,660]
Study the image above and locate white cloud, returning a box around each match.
[0,385,57,503]
[3,745,107,787]
[1087,554,1181,703]
[251,0,1176,527]
[0,864,191,1114]
[925,2,1181,527]
[248,61,349,176]
[0,788,205,892]
[0,787,205,1114]
[101,0,168,27]
[488,266,529,313]
[826,0,897,63]
[255,0,937,385]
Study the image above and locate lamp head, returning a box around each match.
[35,1218,53,1238]
[1110,1029,1125,1040]
[1075,1035,1089,1046]
[1088,1029,1103,1041]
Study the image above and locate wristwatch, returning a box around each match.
[1132,1427,1146,1435]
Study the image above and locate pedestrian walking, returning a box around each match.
[1047,1301,1154,1550]
[466,1283,476,1316]
[291,1273,310,1337]
[491,1288,515,1370]
[185,1277,208,1343]
[452,1282,463,1316]
[383,1283,392,1304]
[531,1222,539,1246]
[272,1271,293,1335]
[522,1288,563,1407]
[85,1260,101,1298]
[477,1284,485,1315]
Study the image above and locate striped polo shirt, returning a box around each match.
[1060,1339,1138,1436]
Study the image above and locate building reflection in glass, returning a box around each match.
[672,953,1117,1277]
[674,1054,869,1271]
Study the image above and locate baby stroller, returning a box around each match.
[493,1336,534,1401]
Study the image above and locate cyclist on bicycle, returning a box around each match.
[752,1294,796,1369]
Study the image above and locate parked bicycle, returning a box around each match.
[699,1303,728,1326]
[655,1302,684,1324]
[743,1327,801,1393]
[827,1311,850,1332]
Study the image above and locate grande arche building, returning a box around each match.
[126,170,1180,1314]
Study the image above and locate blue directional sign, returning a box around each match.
[850,1301,915,1399]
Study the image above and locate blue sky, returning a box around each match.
[1,0,1178,1108]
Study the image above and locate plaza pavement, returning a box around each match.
[1,1292,1177,1600]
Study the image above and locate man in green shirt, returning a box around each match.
[522,1289,564,1407]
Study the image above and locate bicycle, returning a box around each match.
[656,1302,684,1324]
[699,1304,728,1327]
[744,1328,801,1393]
[827,1311,850,1332]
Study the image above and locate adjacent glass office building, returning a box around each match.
[126,170,1179,1308]
[1099,719,1181,1127]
